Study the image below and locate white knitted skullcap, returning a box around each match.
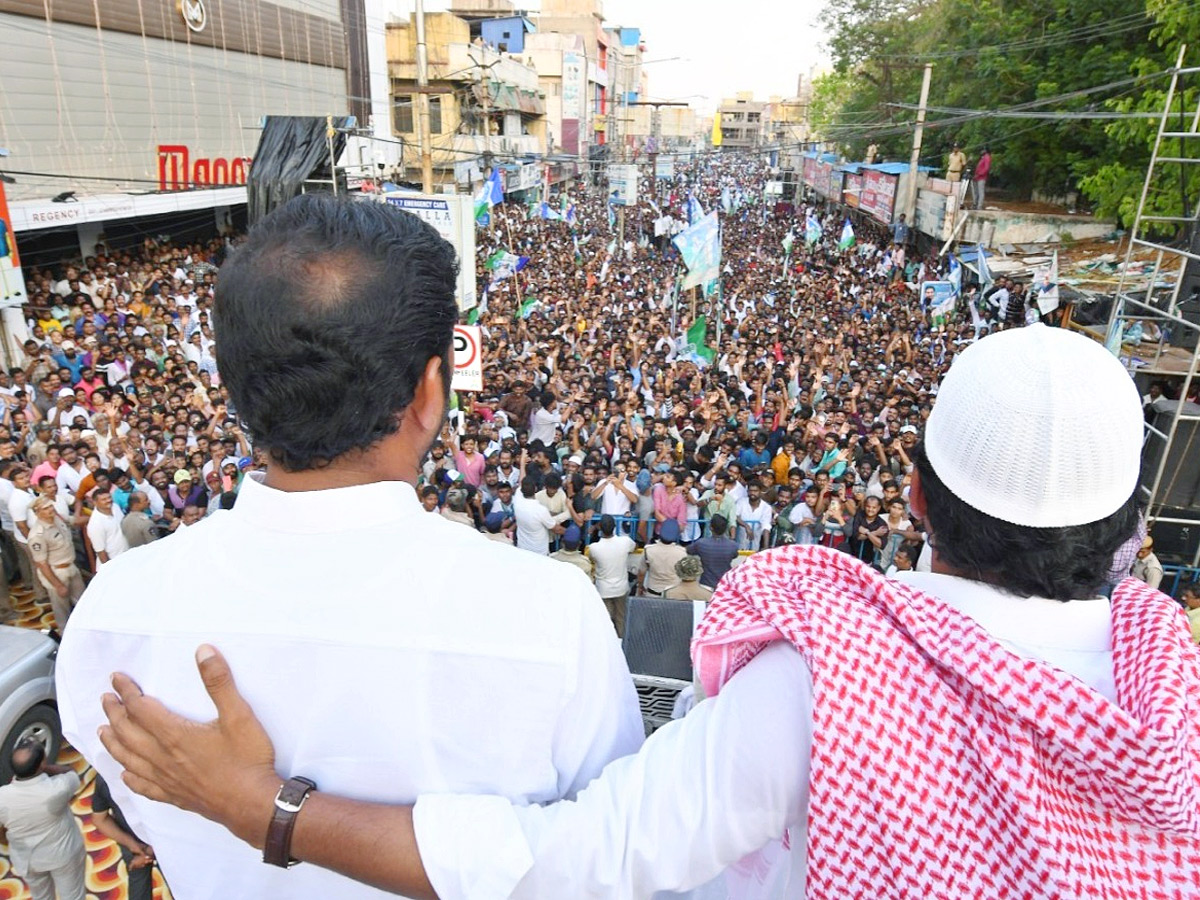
[925,324,1141,528]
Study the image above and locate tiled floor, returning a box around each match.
[0,585,172,900]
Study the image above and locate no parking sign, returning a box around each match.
[452,325,482,392]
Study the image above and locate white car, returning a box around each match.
[0,626,61,784]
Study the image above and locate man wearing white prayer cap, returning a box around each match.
[100,326,1200,899]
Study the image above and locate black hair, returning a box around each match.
[710,514,729,536]
[600,514,616,537]
[11,739,45,778]
[543,471,562,490]
[214,194,458,471]
[914,444,1139,602]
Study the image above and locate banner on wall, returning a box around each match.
[843,173,863,208]
[860,170,898,223]
[0,183,29,310]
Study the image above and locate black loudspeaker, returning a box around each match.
[1149,517,1198,566]
[1142,409,1200,564]
[1142,412,1200,510]
[1172,223,1200,350]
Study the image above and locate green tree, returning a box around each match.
[817,0,1177,206]
[1078,0,1200,229]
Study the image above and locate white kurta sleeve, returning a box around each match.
[414,641,813,900]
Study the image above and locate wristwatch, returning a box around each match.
[262,776,317,868]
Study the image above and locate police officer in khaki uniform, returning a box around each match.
[947,142,968,182]
[27,496,84,631]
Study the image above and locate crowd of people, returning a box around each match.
[0,235,261,632]
[69,186,1200,900]
[0,154,1190,644]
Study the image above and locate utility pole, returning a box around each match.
[414,0,434,194]
[611,56,625,257]
[629,101,687,201]
[904,62,932,225]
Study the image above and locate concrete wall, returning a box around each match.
[961,210,1113,246]
[0,12,348,200]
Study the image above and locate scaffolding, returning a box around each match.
[1106,45,1200,565]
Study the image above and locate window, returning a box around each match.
[394,94,414,133]
[429,96,443,134]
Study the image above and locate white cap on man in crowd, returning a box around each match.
[924,324,1141,528]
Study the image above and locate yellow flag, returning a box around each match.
[711,114,723,148]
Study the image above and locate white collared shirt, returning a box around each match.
[412,573,1119,899]
[57,473,642,899]
[513,494,557,555]
[0,771,84,876]
[86,508,127,561]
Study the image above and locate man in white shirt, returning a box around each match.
[512,477,560,555]
[591,466,638,519]
[586,514,635,636]
[736,481,774,551]
[528,392,565,447]
[86,488,128,566]
[0,740,86,900]
[59,194,642,899]
[54,445,86,498]
[47,389,91,437]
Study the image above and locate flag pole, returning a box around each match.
[670,263,681,337]
[715,216,724,348]
[503,212,523,308]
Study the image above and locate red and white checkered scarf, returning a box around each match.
[692,545,1200,898]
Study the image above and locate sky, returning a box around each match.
[412,0,830,114]
[598,0,828,112]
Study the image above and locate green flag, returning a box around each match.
[685,315,716,365]
[485,249,507,270]
[466,307,480,325]
[517,297,540,320]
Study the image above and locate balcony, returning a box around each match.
[447,134,542,158]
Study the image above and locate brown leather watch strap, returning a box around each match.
[262,776,317,868]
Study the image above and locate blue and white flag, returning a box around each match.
[473,168,504,225]
[672,211,722,290]
[948,252,962,296]
[539,202,563,221]
[485,249,528,286]
[977,243,994,292]
[565,203,577,226]
[721,187,733,214]
[805,213,822,246]
[687,193,705,225]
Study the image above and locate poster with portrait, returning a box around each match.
[921,280,956,324]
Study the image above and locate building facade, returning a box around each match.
[717,92,768,151]
[0,0,396,258]
[536,0,610,149]
[386,12,546,190]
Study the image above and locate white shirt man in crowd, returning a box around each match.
[0,739,87,900]
[586,513,636,636]
[86,487,128,565]
[593,465,638,519]
[512,476,561,555]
